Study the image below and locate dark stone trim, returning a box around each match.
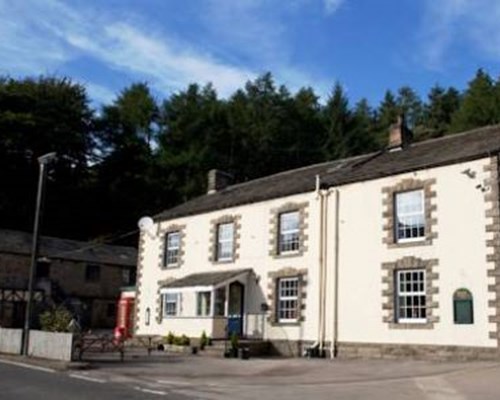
[382,178,437,248]
[134,232,147,333]
[158,224,186,270]
[337,341,500,361]
[381,256,439,329]
[484,156,500,347]
[268,202,309,258]
[267,267,307,325]
[208,214,241,264]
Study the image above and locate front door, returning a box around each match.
[227,282,244,337]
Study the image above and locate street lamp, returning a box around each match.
[22,152,57,356]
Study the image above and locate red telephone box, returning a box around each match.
[114,289,135,340]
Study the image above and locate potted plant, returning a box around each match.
[200,331,208,351]
[240,347,250,360]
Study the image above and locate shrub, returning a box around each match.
[166,331,175,345]
[39,306,73,332]
[180,334,190,346]
[200,331,208,348]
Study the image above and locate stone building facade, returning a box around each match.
[0,229,137,329]
[135,123,500,359]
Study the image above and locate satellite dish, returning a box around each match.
[138,216,155,237]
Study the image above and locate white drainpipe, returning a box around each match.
[331,188,340,359]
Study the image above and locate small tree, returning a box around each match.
[39,306,73,332]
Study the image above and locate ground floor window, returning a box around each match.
[163,293,180,317]
[277,277,299,322]
[197,291,212,316]
[396,269,426,323]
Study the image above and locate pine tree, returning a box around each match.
[451,69,499,132]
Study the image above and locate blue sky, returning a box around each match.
[1,0,499,107]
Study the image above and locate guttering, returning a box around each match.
[316,175,325,352]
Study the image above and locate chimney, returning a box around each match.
[388,115,413,150]
[207,169,233,194]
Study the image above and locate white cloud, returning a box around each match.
[0,0,256,98]
[418,0,500,70]
[0,0,335,101]
[324,0,344,14]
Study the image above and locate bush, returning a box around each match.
[39,306,73,332]
[180,334,190,346]
[166,331,175,345]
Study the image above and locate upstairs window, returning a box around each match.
[85,264,100,282]
[36,261,50,279]
[396,269,426,323]
[278,211,300,253]
[216,222,234,261]
[277,277,299,322]
[164,231,180,267]
[394,190,425,242]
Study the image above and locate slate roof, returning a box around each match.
[161,269,252,289]
[0,229,137,267]
[156,124,500,222]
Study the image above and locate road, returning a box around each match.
[0,360,190,399]
[2,355,500,400]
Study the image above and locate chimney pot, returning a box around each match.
[207,169,233,194]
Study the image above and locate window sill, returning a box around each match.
[274,250,302,259]
[387,239,432,249]
[389,321,434,330]
[162,264,181,269]
[213,258,234,264]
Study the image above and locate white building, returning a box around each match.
[135,121,500,359]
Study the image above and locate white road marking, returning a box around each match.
[415,376,466,400]
[157,379,191,386]
[69,373,106,383]
[0,359,55,373]
[134,386,168,396]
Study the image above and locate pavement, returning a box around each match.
[2,351,500,399]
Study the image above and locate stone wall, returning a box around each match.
[337,341,500,361]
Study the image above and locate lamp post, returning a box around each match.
[22,152,57,356]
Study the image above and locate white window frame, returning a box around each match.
[216,222,234,261]
[164,231,180,267]
[196,291,212,317]
[163,292,181,317]
[277,277,299,323]
[278,211,300,254]
[394,189,425,243]
[396,269,427,324]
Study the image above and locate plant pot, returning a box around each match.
[240,347,250,360]
[191,346,198,355]
[223,350,232,358]
[157,344,165,351]
[200,344,206,351]
[231,348,239,358]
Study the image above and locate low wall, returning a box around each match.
[28,330,73,361]
[0,327,23,355]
